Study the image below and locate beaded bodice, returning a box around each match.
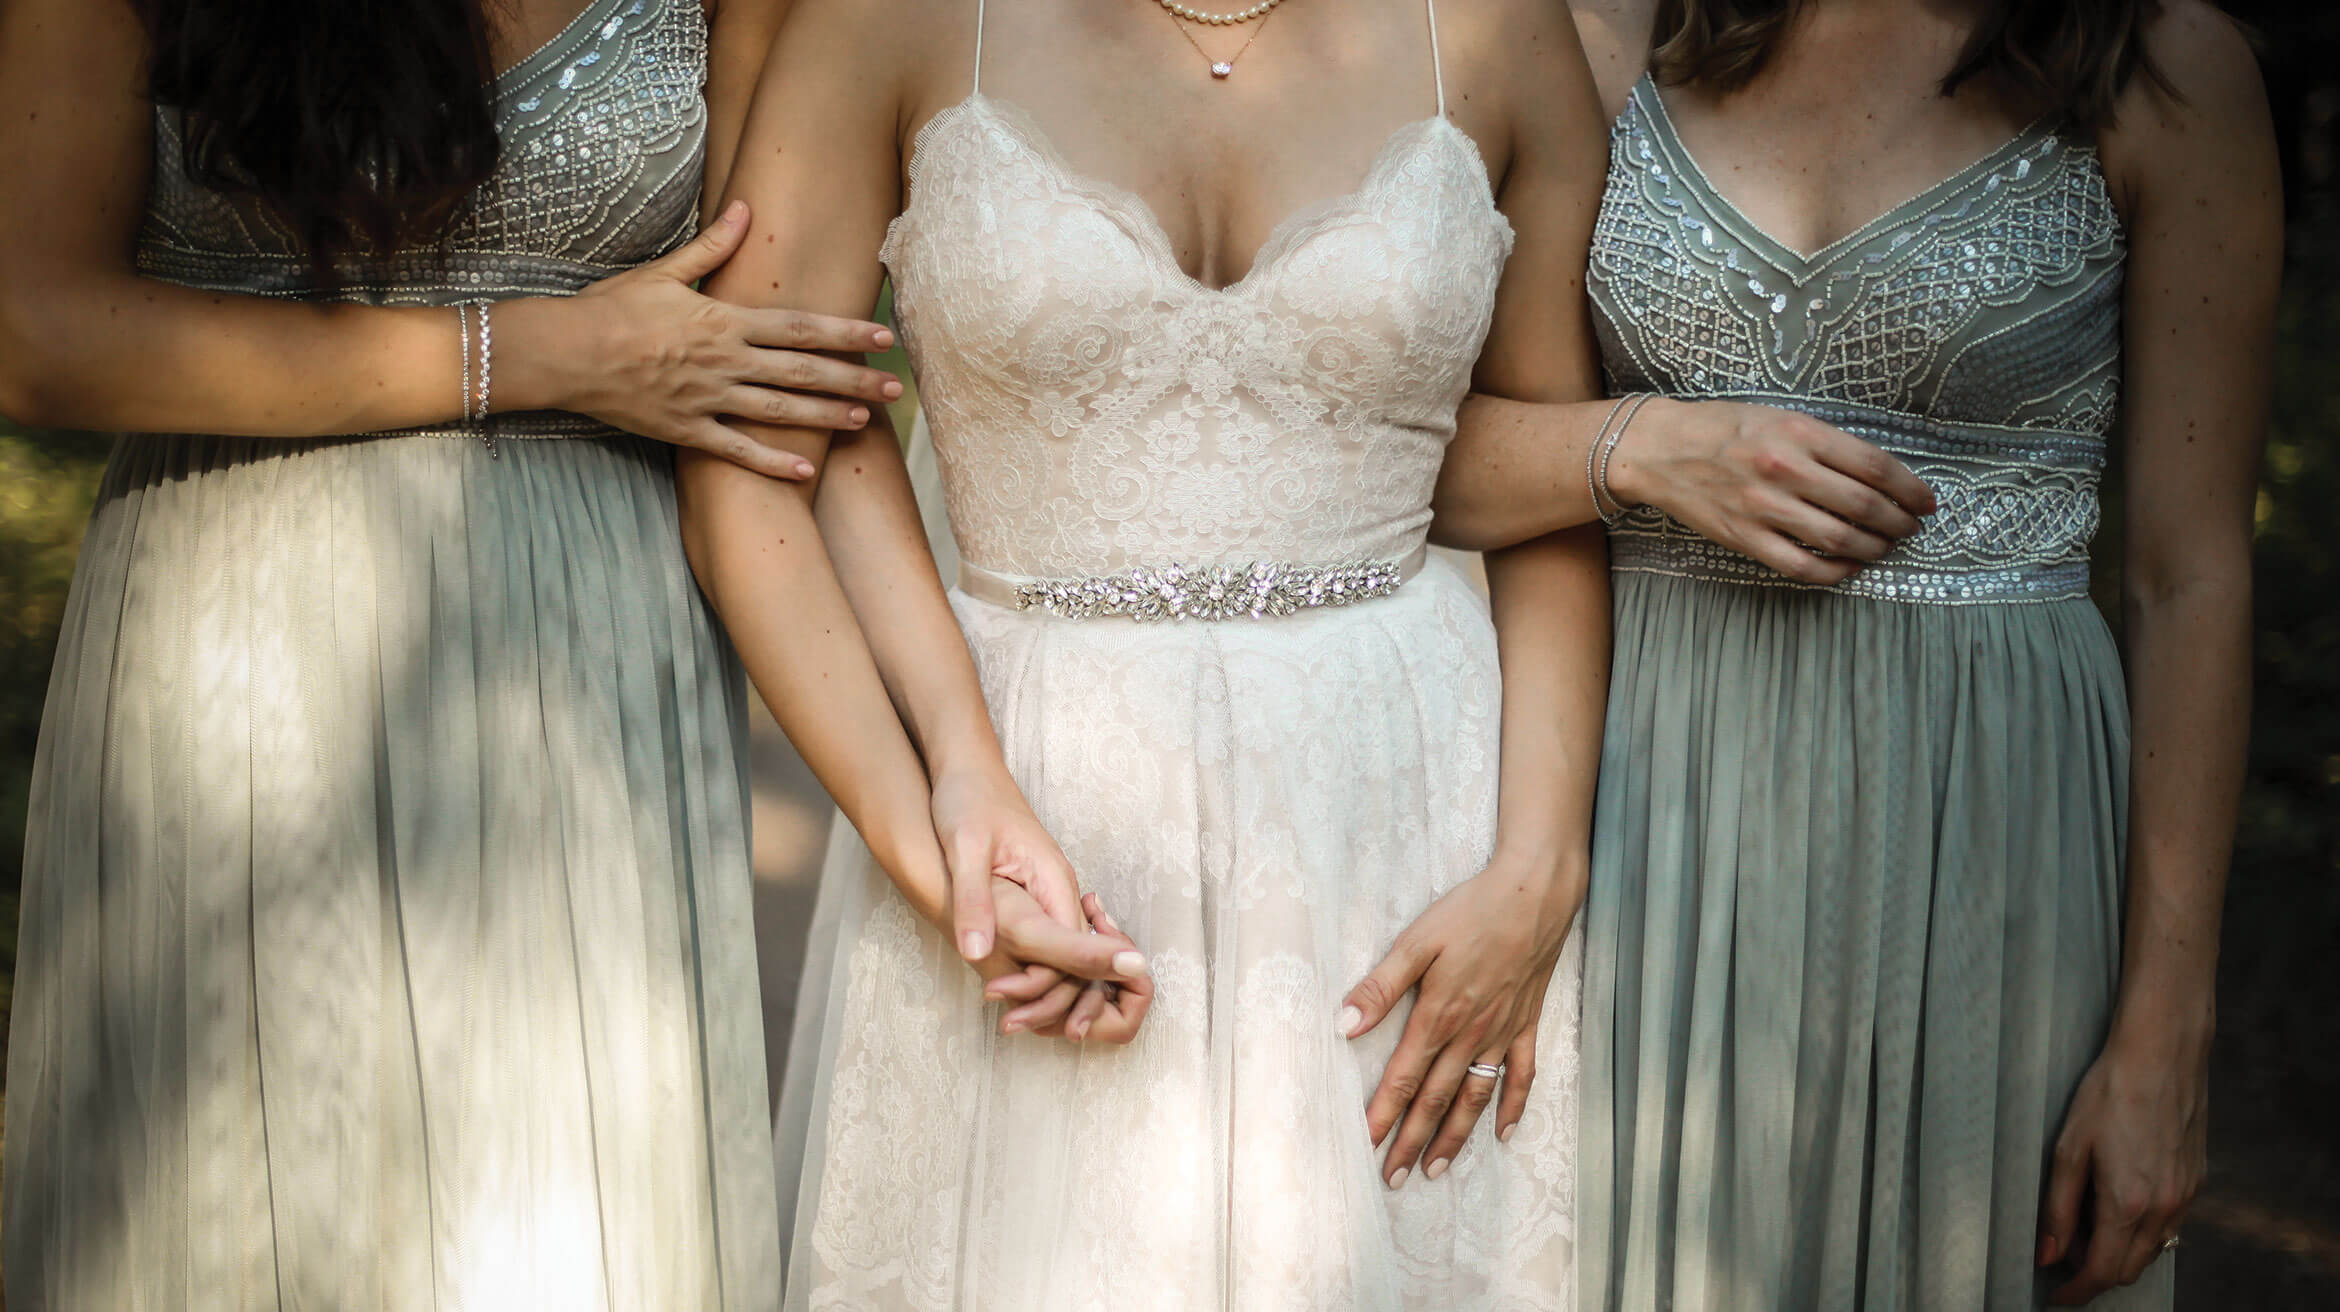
[1589,77,2127,603]
[136,0,706,307]
[881,94,1512,580]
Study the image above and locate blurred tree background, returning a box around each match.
[1,4,2336,1303]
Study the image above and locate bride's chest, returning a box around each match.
[880,99,1514,401]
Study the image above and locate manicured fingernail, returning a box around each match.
[792,460,816,479]
[1337,1006,1362,1037]
[961,931,989,960]
[1498,1123,1516,1144]
[1424,1158,1448,1181]
[882,379,903,398]
[872,328,895,348]
[847,407,869,426]
[721,200,746,224]
[1112,950,1147,977]
[1386,1168,1409,1191]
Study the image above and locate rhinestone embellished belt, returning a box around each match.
[959,547,1428,621]
[1610,395,2104,605]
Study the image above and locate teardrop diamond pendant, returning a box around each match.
[1210,61,1234,78]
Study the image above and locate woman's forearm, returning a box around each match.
[1480,523,1612,893]
[2109,561,2252,1056]
[1432,393,1617,550]
[811,413,1013,782]
[0,272,516,435]
[676,448,952,924]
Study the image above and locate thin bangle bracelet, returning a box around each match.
[1585,393,1635,525]
[475,302,499,459]
[1595,393,1658,527]
[456,303,474,425]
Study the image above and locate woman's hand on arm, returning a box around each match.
[1345,0,1610,1185]
[0,0,894,472]
[1432,0,1933,578]
[1438,391,1937,581]
[2039,7,2278,1301]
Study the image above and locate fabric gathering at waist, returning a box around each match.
[959,545,1431,621]
[133,412,626,446]
[1610,393,2104,606]
[132,243,641,305]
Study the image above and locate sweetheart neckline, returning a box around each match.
[891,92,1511,297]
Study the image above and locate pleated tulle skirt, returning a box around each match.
[4,432,780,1311]
[1577,571,2171,1312]
[774,559,1582,1311]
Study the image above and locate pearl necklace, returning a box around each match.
[1154,0,1284,24]
[1154,0,1285,79]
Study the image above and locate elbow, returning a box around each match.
[1428,498,1536,554]
[1427,482,1510,553]
[1427,515,1500,553]
[672,453,727,599]
[0,296,58,428]
[2122,535,2254,616]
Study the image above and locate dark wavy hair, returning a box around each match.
[1650,0,2173,132]
[135,0,505,274]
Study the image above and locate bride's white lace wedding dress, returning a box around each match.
[773,3,1580,1306]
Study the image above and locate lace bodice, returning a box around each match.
[880,94,1513,579]
[136,0,707,306]
[1590,77,2127,603]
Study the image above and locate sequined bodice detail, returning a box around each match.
[882,95,1513,579]
[136,0,707,306]
[1590,78,2127,603]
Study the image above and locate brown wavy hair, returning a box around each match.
[135,0,505,276]
[1650,0,2174,131]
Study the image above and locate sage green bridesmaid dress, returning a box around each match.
[1578,78,2168,1312]
[3,1,781,1306]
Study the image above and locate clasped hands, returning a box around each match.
[928,767,1583,1186]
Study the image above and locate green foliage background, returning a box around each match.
[0,425,109,1069]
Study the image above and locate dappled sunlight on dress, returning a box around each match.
[2,2,780,1307]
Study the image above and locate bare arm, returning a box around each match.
[676,0,1149,1032]
[1342,0,1613,1185]
[1436,381,1938,583]
[702,0,794,207]
[2040,7,2278,1301]
[0,0,892,476]
[1431,0,1935,583]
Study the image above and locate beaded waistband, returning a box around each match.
[359,412,619,443]
[1611,395,2103,606]
[959,547,1428,621]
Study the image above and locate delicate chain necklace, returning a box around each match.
[1154,0,1286,80]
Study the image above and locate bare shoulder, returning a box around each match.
[1567,0,1653,115]
[1433,0,1591,96]
[2098,0,2275,211]
[1432,0,1599,158]
[763,0,973,97]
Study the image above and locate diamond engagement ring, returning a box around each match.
[1465,1062,1504,1080]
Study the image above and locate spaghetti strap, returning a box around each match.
[972,0,986,95]
[1425,0,1445,117]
